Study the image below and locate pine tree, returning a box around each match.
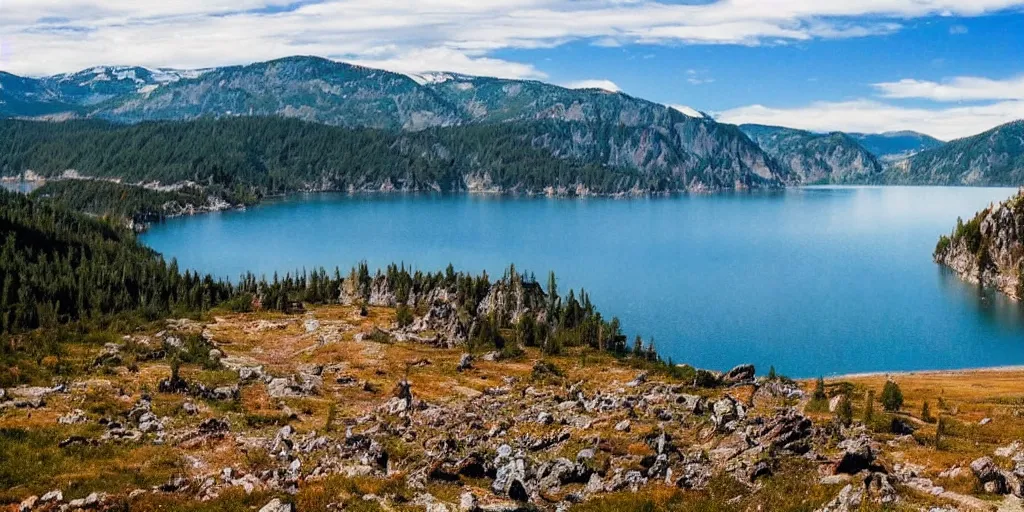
[813,376,827,401]
[864,390,875,423]
[881,380,904,412]
[921,401,934,423]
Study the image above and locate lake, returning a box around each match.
[141,186,1024,377]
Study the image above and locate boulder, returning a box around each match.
[258,498,295,512]
[970,457,1008,494]
[834,436,876,475]
[492,458,528,500]
[457,353,474,372]
[58,409,87,425]
[677,394,705,414]
[722,364,755,385]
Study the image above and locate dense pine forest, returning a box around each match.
[0,188,234,334]
[0,117,654,198]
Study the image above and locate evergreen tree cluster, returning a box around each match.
[0,189,233,334]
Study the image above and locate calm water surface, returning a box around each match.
[141,187,1024,377]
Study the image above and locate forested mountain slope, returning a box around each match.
[739,124,884,184]
[0,117,780,195]
[0,57,784,191]
[889,121,1024,186]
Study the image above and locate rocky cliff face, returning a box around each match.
[339,270,547,348]
[935,189,1024,300]
[739,124,884,184]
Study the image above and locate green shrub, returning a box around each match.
[881,381,904,412]
[395,304,413,328]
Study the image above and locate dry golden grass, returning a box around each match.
[6,303,1024,510]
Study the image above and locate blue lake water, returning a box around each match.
[141,187,1024,377]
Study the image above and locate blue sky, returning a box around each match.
[1,0,1022,139]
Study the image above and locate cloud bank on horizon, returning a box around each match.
[1,0,1023,139]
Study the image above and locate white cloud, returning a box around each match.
[873,75,1024,102]
[562,79,620,92]
[1,0,1023,76]
[716,99,1024,140]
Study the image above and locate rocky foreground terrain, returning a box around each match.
[3,301,1024,511]
[935,189,1024,300]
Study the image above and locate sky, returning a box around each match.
[1,0,1023,140]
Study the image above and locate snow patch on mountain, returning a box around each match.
[669,104,704,118]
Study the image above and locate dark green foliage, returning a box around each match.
[881,381,904,412]
[767,366,777,380]
[470,314,504,352]
[935,416,945,450]
[516,314,537,347]
[893,120,1024,186]
[0,188,233,335]
[395,304,413,329]
[813,377,827,401]
[934,235,952,258]
[0,117,658,197]
[30,180,247,225]
[531,360,562,380]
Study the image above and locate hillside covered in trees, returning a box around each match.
[890,120,1024,186]
[29,180,244,227]
[0,117,696,198]
[0,189,235,335]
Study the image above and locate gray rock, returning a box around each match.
[58,409,87,425]
[614,419,631,432]
[40,490,63,503]
[626,372,648,387]
[678,394,705,414]
[970,456,1008,494]
[258,498,295,512]
[722,364,755,384]
[210,385,239,401]
[457,353,474,372]
[459,492,479,512]
[492,458,527,499]
[576,448,595,463]
[834,436,876,475]
[18,496,37,512]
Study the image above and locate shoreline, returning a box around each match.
[826,364,1024,380]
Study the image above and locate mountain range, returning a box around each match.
[1,55,1023,192]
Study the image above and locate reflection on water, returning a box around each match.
[937,266,1024,332]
